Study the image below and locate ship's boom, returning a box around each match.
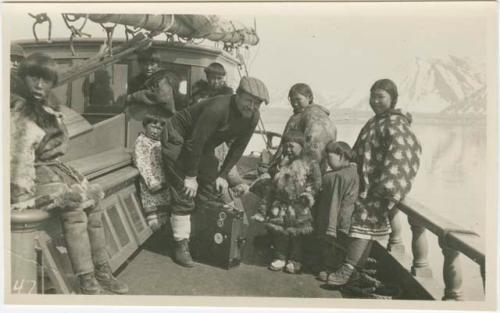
[75,14,259,46]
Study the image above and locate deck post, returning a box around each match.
[11,209,50,294]
[408,217,432,277]
[440,239,464,301]
[387,208,405,254]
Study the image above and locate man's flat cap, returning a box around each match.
[238,76,270,104]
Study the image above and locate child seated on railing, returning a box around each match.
[251,130,322,274]
[133,114,171,231]
[314,141,359,282]
[10,53,128,295]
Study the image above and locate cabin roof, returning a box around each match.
[14,37,240,65]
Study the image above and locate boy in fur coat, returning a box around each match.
[10,53,128,295]
[252,130,322,274]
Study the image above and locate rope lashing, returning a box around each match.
[235,49,269,148]
[124,26,140,41]
[29,13,52,42]
[100,22,117,56]
[62,14,90,56]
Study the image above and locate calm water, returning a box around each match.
[246,112,487,300]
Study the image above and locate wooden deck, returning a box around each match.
[117,230,345,298]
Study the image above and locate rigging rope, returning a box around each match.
[29,13,52,42]
[62,14,90,56]
[236,49,270,149]
[100,22,117,56]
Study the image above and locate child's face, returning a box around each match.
[327,152,347,170]
[207,73,225,90]
[11,55,23,72]
[145,121,164,139]
[24,75,54,102]
[140,60,160,77]
[284,141,303,159]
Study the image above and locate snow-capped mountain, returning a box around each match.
[331,55,486,115]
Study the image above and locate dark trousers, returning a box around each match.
[163,141,222,215]
[321,232,350,271]
[270,230,303,262]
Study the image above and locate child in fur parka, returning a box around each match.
[252,130,322,274]
[10,53,128,295]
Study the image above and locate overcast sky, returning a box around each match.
[6,2,492,97]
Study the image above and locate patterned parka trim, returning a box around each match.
[133,133,171,215]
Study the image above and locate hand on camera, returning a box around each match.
[215,177,229,194]
[184,176,198,198]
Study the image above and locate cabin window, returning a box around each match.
[158,62,189,97]
[80,63,130,124]
[59,61,129,124]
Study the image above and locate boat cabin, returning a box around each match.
[11,38,271,294]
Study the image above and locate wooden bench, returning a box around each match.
[11,148,152,294]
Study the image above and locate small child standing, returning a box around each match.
[133,115,171,231]
[252,130,322,274]
[315,141,360,281]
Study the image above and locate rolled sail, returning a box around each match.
[74,14,259,45]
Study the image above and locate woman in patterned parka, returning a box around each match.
[326,79,422,286]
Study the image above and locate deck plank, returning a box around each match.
[117,232,345,298]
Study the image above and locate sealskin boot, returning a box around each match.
[79,272,105,295]
[174,239,195,267]
[95,262,129,294]
[326,263,361,286]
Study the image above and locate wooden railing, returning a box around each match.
[389,197,485,301]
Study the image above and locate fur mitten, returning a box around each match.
[299,192,315,208]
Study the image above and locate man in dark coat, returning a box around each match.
[161,76,269,267]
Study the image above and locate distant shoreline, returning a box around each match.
[262,108,486,126]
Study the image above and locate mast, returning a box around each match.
[74,14,260,46]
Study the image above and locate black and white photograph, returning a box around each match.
[2,1,497,311]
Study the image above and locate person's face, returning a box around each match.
[145,120,164,139]
[289,92,311,113]
[236,91,262,118]
[284,141,303,159]
[207,74,225,90]
[24,75,54,102]
[370,88,392,115]
[11,56,23,72]
[140,60,160,77]
[327,152,347,171]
